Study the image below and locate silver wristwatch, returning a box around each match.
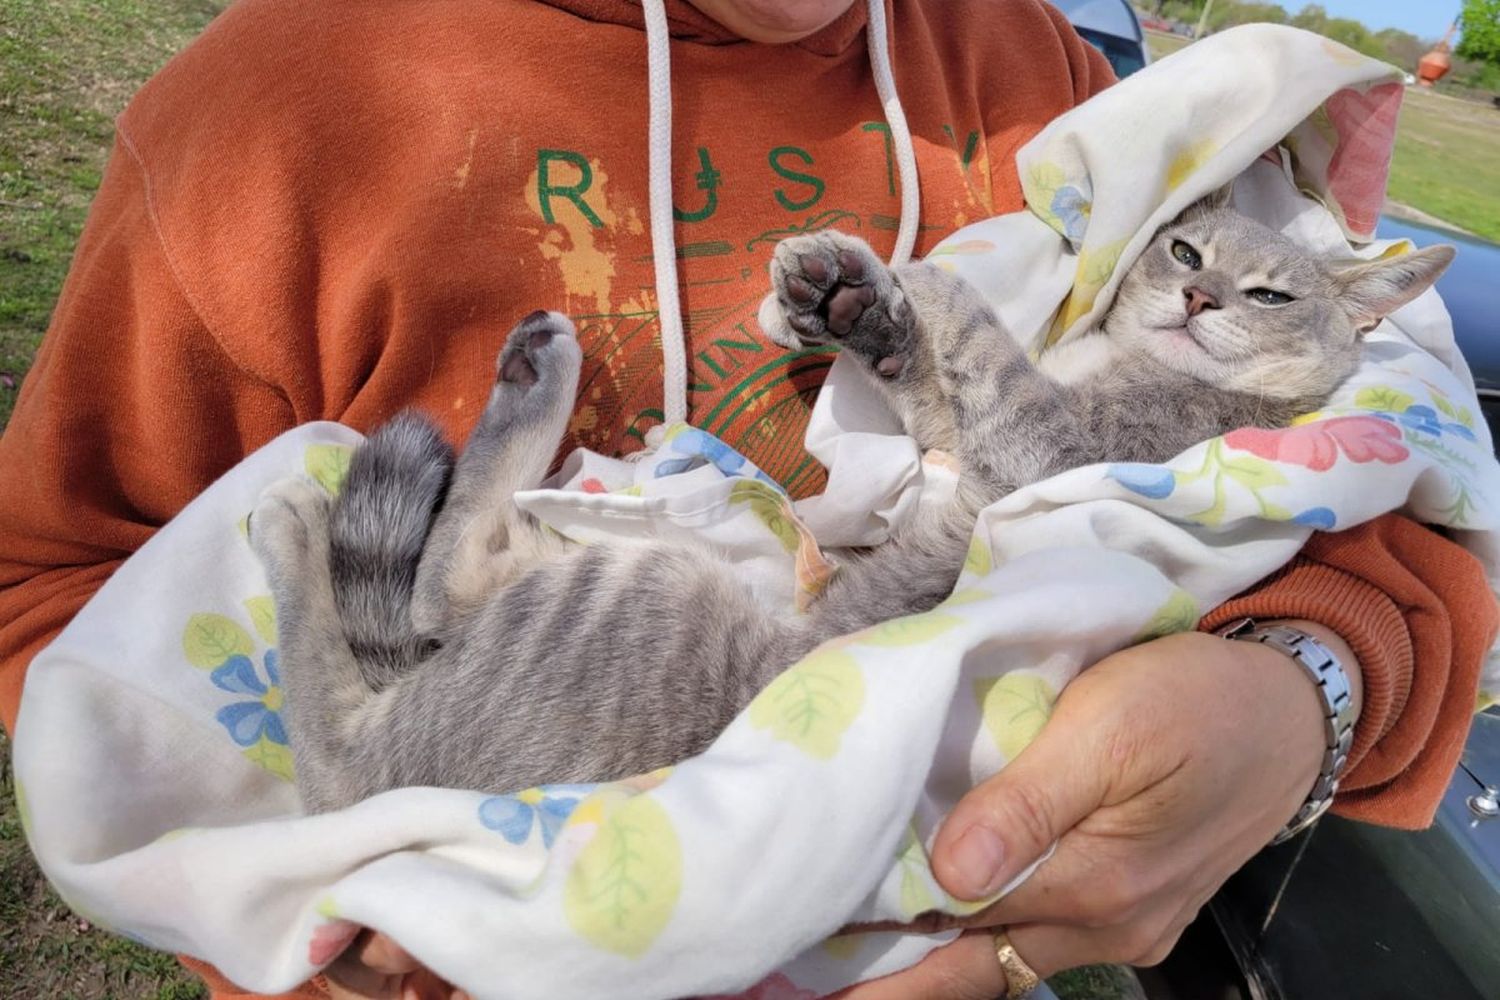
[1216,618,1356,845]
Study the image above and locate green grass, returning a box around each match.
[1387,88,1500,243]
[2,5,223,992]
[1144,29,1193,58]
[1050,963,1147,999]
[1146,29,1500,242]
[0,0,227,430]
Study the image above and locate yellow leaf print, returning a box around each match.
[153,827,198,845]
[1321,37,1373,67]
[1023,161,1070,227]
[1166,139,1218,193]
[244,596,278,645]
[1376,240,1414,261]
[963,536,993,577]
[1052,239,1128,341]
[822,934,865,960]
[243,734,296,782]
[896,825,938,918]
[182,613,255,668]
[975,672,1058,761]
[942,587,993,608]
[748,649,864,759]
[729,480,800,554]
[1354,386,1415,413]
[305,444,354,495]
[564,795,682,958]
[858,612,965,648]
[1134,589,1200,643]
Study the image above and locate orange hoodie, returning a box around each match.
[0,2,1493,969]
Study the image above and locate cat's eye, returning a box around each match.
[1170,240,1202,270]
[1246,288,1296,306]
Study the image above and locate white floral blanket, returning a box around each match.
[14,25,1500,1000]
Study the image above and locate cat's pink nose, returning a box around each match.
[1184,286,1220,316]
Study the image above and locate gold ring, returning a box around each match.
[992,928,1042,999]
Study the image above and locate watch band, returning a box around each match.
[1216,618,1356,844]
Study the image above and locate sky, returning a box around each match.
[1301,1,1463,41]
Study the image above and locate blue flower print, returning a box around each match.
[1292,507,1338,529]
[479,787,584,848]
[1109,463,1177,499]
[210,651,288,747]
[1395,405,1442,436]
[655,427,780,488]
[1443,421,1478,443]
[1050,186,1091,242]
[1370,405,1476,443]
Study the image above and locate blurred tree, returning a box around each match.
[1206,2,1289,29]
[1375,27,1427,70]
[1457,0,1500,65]
[1290,4,1328,33]
[1319,17,1387,59]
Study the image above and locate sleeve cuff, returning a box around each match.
[1199,557,1411,777]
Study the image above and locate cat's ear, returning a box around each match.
[1175,181,1235,222]
[1332,244,1456,335]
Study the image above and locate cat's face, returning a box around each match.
[1105,206,1454,401]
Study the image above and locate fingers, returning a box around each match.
[930,711,1110,900]
[324,932,469,1000]
[358,932,421,974]
[826,932,1005,1000]
[1005,914,1184,974]
[324,952,404,1000]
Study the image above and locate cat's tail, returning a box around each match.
[329,412,454,689]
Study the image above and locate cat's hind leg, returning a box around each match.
[250,476,384,811]
[411,310,582,629]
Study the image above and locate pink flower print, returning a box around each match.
[308,919,360,966]
[1223,416,1408,472]
[699,972,820,1000]
[1324,83,1403,239]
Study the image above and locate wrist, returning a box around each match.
[1217,618,1359,842]
[1263,618,1364,724]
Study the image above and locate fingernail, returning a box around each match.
[949,825,1007,898]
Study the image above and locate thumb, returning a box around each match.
[931,719,1108,900]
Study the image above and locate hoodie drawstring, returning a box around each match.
[642,0,689,428]
[641,0,921,433]
[864,0,920,267]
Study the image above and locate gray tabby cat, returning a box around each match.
[250,206,1452,812]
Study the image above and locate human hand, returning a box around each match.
[832,621,1361,998]
[322,931,468,1000]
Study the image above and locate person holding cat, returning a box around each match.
[0,1,1491,999]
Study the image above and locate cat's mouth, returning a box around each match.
[1159,323,1210,354]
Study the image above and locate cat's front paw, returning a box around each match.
[769,232,912,379]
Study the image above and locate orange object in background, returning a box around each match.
[1417,20,1459,88]
[1418,42,1452,87]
